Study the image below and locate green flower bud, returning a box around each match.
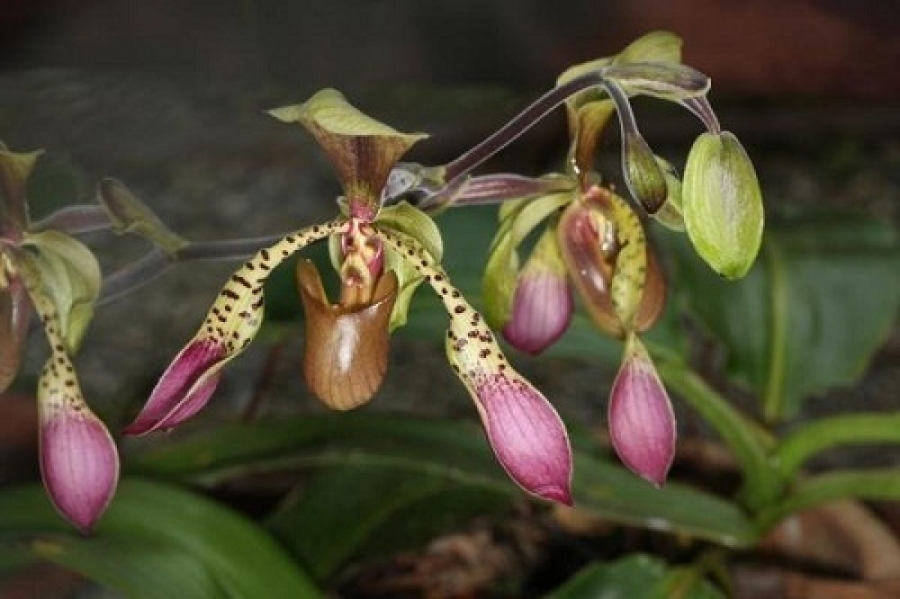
[682,131,764,279]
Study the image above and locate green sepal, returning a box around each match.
[97,178,188,256]
[268,89,427,208]
[614,31,683,65]
[682,131,764,279]
[19,231,101,352]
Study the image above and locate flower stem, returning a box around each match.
[99,233,287,303]
[442,72,606,182]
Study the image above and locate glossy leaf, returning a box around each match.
[548,555,726,599]
[759,469,900,532]
[130,413,757,547]
[0,478,321,598]
[267,463,508,581]
[662,216,900,420]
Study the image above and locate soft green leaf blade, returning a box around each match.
[131,413,756,547]
[662,215,900,420]
[759,469,900,531]
[267,463,508,581]
[548,555,726,599]
[0,478,321,598]
[571,439,757,547]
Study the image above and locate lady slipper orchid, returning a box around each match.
[126,89,573,504]
[0,144,118,532]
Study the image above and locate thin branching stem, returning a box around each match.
[100,233,286,303]
[442,72,606,183]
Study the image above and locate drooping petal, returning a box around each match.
[38,355,119,533]
[122,339,225,434]
[124,221,343,435]
[608,334,676,487]
[502,228,574,354]
[379,228,573,504]
[297,260,398,410]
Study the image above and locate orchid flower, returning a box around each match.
[125,89,573,504]
[471,32,752,485]
[0,144,118,532]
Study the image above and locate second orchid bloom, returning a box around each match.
[125,89,574,505]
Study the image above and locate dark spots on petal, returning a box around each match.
[467,330,479,339]
[451,290,461,299]
[260,248,271,261]
[232,274,252,289]
[479,349,491,359]
[223,289,240,300]
[453,305,465,314]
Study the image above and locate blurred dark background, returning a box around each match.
[2,0,900,98]
[0,0,898,444]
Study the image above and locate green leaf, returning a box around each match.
[130,413,756,548]
[759,469,900,531]
[662,215,900,421]
[548,555,726,599]
[571,437,757,547]
[775,412,900,479]
[0,478,321,598]
[267,463,508,581]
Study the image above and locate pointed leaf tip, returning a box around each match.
[124,339,225,435]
